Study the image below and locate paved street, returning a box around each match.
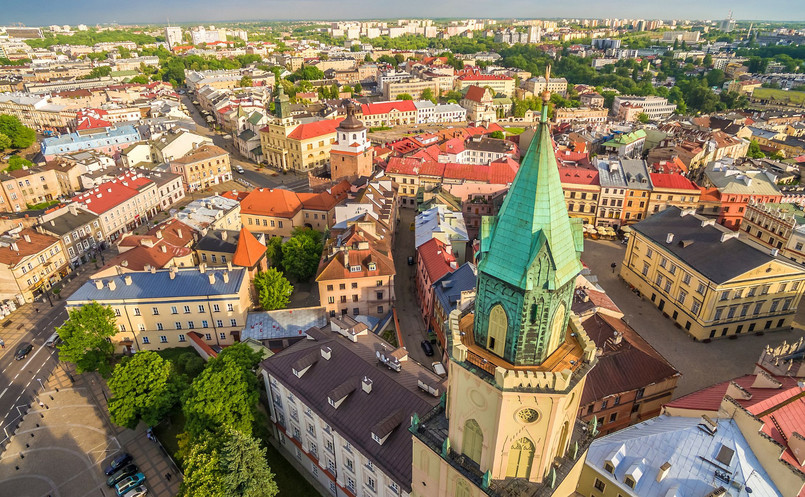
[582,239,805,398]
[393,208,433,366]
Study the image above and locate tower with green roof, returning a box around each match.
[473,78,584,366]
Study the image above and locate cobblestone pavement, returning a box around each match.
[582,239,805,398]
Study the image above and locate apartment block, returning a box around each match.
[168,144,232,192]
[0,228,68,303]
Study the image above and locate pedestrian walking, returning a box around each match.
[0,338,5,349]
[165,472,172,481]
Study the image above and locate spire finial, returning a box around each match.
[540,64,552,123]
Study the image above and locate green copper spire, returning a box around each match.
[473,65,584,365]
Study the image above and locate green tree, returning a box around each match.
[702,53,713,68]
[443,90,463,102]
[82,66,112,79]
[421,87,436,103]
[0,133,11,151]
[747,139,766,159]
[377,55,397,67]
[489,130,505,139]
[128,75,149,84]
[281,228,323,281]
[7,156,32,171]
[56,302,118,376]
[108,351,180,429]
[0,115,36,149]
[265,236,284,269]
[354,82,363,94]
[240,75,253,87]
[288,65,324,82]
[396,93,413,100]
[178,435,227,497]
[705,69,725,88]
[637,112,650,124]
[222,429,279,497]
[182,348,260,438]
[253,268,293,311]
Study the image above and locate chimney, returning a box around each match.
[771,248,779,257]
[613,332,623,345]
[227,261,233,271]
[321,346,332,360]
[23,233,31,243]
[208,272,216,284]
[361,376,373,394]
[221,230,228,241]
[108,279,116,291]
[199,263,207,273]
[68,204,78,216]
[656,462,671,482]
[169,267,177,279]
[149,265,156,274]
[666,233,674,244]
[177,228,183,239]
[50,220,55,226]
[222,271,230,283]
[94,279,104,289]
[160,244,167,253]
[124,275,132,285]
[156,231,163,239]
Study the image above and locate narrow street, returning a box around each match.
[393,208,432,366]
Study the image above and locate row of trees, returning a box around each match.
[0,115,37,151]
[55,302,279,496]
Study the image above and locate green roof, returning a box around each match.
[247,111,265,125]
[603,129,647,148]
[763,202,805,225]
[478,119,583,290]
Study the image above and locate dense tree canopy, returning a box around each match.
[0,115,36,149]
[108,351,181,429]
[281,228,323,281]
[57,302,118,376]
[253,268,293,311]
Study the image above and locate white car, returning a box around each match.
[124,486,147,497]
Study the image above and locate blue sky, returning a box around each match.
[1,0,803,26]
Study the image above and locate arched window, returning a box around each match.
[462,419,483,464]
[556,420,570,460]
[506,437,534,478]
[530,303,538,324]
[487,305,507,356]
[455,479,470,497]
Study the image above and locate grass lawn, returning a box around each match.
[155,346,198,364]
[380,328,398,347]
[266,442,319,497]
[154,409,186,463]
[753,88,805,105]
[504,126,525,135]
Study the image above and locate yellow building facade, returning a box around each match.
[621,207,805,341]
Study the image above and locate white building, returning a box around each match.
[260,322,445,497]
[413,101,466,124]
[612,95,677,121]
[165,26,183,50]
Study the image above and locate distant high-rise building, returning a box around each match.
[165,26,183,50]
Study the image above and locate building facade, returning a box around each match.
[169,144,233,192]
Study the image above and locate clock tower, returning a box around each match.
[411,68,598,497]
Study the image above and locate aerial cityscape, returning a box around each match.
[0,8,804,497]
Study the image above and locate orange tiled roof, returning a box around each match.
[0,229,60,266]
[232,226,267,268]
[240,188,303,217]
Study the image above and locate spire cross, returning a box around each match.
[540,64,552,124]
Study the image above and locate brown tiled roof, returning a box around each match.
[172,144,228,164]
[0,228,60,266]
[579,313,680,406]
[316,227,395,281]
[240,187,303,218]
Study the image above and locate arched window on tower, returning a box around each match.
[530,303,538,324]
[487,305,507,357]
[506,437,535,478]
[462,419,483,465]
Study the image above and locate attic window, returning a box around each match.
[368,262,376,271]
[604,462,614,474]
[625,476,636,489]
[349,265,361,273]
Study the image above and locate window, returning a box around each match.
[152,307,159,315]
[216,320,223,327]
[659,257,667,269]
[227,303,234,312]
[198,305,205,313]
[604,462,614,474]
[183,305,191,314]
[609,413,617,423]
[160,336,168,343]
[677,289,687,304]
[594,478,606,491]
[213,304,220,312]
[692,300,701,315]
[114,308,121,317]
[682,273,691,285]
[720,290,730,301]
[178,334,186,342]
[175,322,182,330]
[625,476,636,489]
[230,319,237,326]
[133,307,141,316]
[697,282,706,295]
[188,321,195,329]
[202,320,209,328]
[367,476,376,492]
[171,306,178,314]
[714,308,724,320]
[137,324,145,331]
[601,400,608,410]
[377,306,383,314]
[142,337,150,344]
[642,262,649,276]
[220,332,226,340]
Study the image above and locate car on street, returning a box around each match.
[235,165,245,174]
[14,342,33,361]
[106,464,138,487]
[45,331,61,348]
[104,453,133,475]
[431,361,446,377]
[407,256,414,265]
[223,134,232,140]
[421,340,434,356]
[124,487,148,497]
[115,473,146,496]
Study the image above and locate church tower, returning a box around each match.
[330,100,374,183]
[410,69,598,497]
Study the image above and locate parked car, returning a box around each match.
[14,342,33,361]
[420,340,434,356]
[115,473,146,496]
[104,453,133,475]
[106,464,138,487]
[45,331,60,348]
[431,361,446,377]
[124,486,148,497]
[223,134,232,140]
[235,165,245,174]
[407,256,414,265]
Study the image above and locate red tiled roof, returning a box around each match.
[558,166,600,186]
[146,218,196,247]
[232,226,267,268]
[441,137,465,154]
[221,190,250,202]
[284,118,343,141]
[240,187,303,218]
[0,229,60,266]
[76,116,112,130]
[411,145,441,161]
[462,85,488,103]
[361,100,416,115]
[699,187,721,202]
[72,172,153,214]
[418,238,456,283]
[104,239,192,272]
[649,173,700,191]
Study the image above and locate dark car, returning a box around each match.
[14,342,33,361]
[104,453,133,475]
[420,340,434,356]
[106,464,138,487]
[407,256,414,265]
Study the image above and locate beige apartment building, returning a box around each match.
[316,227,395,318]
[0,228,68,303]
[0,167,63,212]
[259,118,340,172]
[168,144,232,192]
[383,78,441,100]
[66,266,251,353]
